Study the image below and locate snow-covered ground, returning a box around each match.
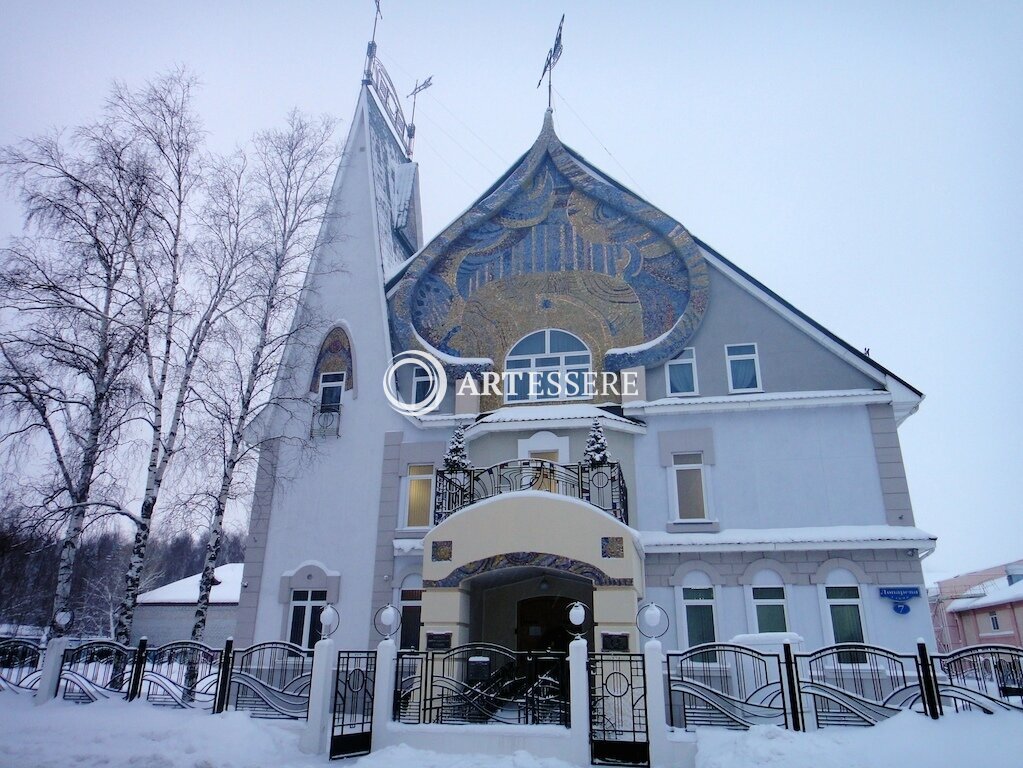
[0,694,1021,768]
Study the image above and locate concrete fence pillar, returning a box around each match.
[34,636,70,705]
[568,637,590,767]
[299,637,336,754]
[371,639,397,746]
[643,639,671,768]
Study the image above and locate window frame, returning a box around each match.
[318,371,346,412]
[401,463,435,529]
[412,364,433,406]
[287,589,328,649]
[668,452,709,522]
[822,583,867,659]
[989,611,1001,631]
[504,329,592,404]
[677,583,718,661]
[751,585,789,634]
[665,347,699,396]
[725,343,762,394]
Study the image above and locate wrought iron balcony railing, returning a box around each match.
[310,404,342,438]
[434,459,628,526]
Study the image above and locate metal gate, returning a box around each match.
[588,653,649,767]
[330,651,376,759]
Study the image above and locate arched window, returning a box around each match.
[505,329,591,403]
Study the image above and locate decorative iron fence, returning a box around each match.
[667,643,789,730]
[140,641,224,710]
[394,643,569,726]
[229,641,313,719]
[311,404,342,438]
[0,639,43,694]
[59,640,138,703]
[930,644,1023,714]
[793,643,928,728]
[588,652,649,768]
[434,460,628,524]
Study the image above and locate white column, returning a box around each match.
[643,639,671,768]
[568,637,590,767]
[371,638,397,746]
[34,637,69,705]
[299,637,337,754]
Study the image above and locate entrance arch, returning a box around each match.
[421,492,644,651]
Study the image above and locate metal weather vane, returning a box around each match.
[537,14,565,109]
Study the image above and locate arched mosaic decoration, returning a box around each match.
[309,326,354,393]
[388,111,709,377]
[422,550,633,589]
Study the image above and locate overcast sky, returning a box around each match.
[2,1,1021,583]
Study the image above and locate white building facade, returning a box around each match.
[236,54,936,656]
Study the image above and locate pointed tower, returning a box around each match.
[235,48,425,649]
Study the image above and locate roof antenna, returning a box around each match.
[406,76,433,158]
[364,0,383,84]
[537,14,565,110]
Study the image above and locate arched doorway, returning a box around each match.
[466,567,593,652]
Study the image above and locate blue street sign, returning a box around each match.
[879,587,921,601]
[893,602,911,615]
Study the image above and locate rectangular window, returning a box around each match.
[989,611,1000,631]
[319,372,346,412]
[412,365,432,404]
[826,585,865,663]
[682,587,716,662]
[753,586,788,633]
[666,348,698,395]
[405,464,434,528]
[726,343,761,393]
[672,453,707,520]
[288,589,328,649]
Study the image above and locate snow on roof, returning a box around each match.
[137,563,243,605]
[950,578,1023,613]
[640,525,936,553]
[474,404,639,426]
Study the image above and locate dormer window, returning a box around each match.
[505,329,591,403]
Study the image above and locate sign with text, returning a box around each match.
[879,587,921,601]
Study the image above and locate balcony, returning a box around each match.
[310,404,342,438]
[433,459,629,526]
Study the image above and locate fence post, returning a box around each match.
[782,642,803,732]
[643,639,670,768]
[126,637,148,701]
[212,637,234,714]
[34,636,70,706]
[568,637,590,767]
[916,640,941,720]
[299,636,336,755]
[372,639,397,748]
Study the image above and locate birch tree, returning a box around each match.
[190,111,339,642]
[110,71,251,644]
[0,120,151,638]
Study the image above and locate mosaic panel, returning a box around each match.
[388,113,709,377]
[601,536,625,559]
[423,550,633,588]
[309,327,354,393]
[431,540,452,562]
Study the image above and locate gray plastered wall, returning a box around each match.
[645,263,878,401]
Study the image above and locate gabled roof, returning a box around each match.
[386,110,921,416]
